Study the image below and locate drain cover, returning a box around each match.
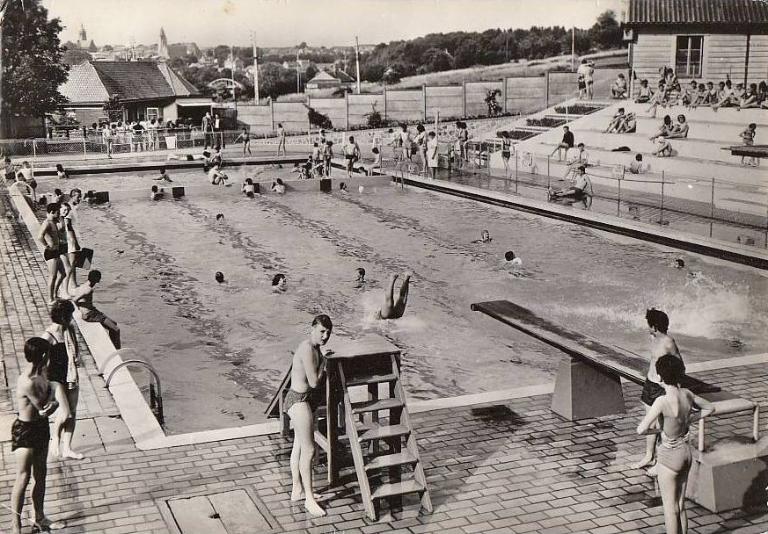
[162,489,278,534]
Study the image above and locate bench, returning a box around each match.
[471,300,759,451]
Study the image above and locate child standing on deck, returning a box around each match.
[235,128,252,156]
[10,337,63,534]
[740,123,758,167]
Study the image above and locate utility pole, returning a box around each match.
[251,32,259,102]
[296,49,301,93]
[0,2,6,139]
[355,36,361,95]
[571,26,576,71]
[231,45,237,111]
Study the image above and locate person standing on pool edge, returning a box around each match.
[276,123,286,157]
[632,308,683,470]
[285,314,333,517]
[37,203,63,305]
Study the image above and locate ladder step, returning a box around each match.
[351,397,403,414]
[365,451,418,471]
[346,373,398,387]
[358,424,410,442]
[371,479,425,500]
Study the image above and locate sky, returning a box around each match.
[43,0,626,49]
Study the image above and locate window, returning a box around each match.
[146,107,160,122]
[675,36,703,77]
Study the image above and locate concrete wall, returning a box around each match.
[348,93,384,127]
[426,85,464,120]
[384,89,423,123]
[465,80,504,117]
[504,77,546,115]
[235,71,624,133]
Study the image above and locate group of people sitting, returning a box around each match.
[630,67,768,116]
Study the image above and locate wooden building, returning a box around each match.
[623,0,768,86]
[59,61,211,127]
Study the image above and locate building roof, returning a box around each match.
[334,70,355,83]
[626,0,768,26]
[307,71,340,84]
[60,61,200,104]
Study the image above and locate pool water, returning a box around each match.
[67,174,768,433]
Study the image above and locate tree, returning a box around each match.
[590,10,622,50]
[421,48,453,73]
[305,63,318,82]
[103,94,123,123]
[1,0,69,132]
[306,106,332,129]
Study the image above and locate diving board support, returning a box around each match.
[550,359,625,420]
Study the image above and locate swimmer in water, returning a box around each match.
[473,230,492,244]
[272,273,287,292]
[215,272,225,283]
[215,213,225,222]
[154,167,173,183]
[339,182,348,195]
[150,185,164,201]
[377,272,411,320]
[505,250,522,266]
[354,268,366,288]
[242,178,257,198]
[675,258,685,269]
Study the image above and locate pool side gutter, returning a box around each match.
[396,174,768,270]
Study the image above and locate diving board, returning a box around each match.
[470,300,757,447]
[722,144,768,159]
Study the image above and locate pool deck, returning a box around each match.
[1,188,768,532]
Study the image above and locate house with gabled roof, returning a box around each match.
[305,69,356,94]
[623,0,768,86]
[59,60,211,126]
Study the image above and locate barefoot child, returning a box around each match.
[285,315,333,517]
[41,299,83,461]
[739,123,758,166]
[10,337,64,534]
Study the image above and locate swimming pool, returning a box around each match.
[64,170,768,433]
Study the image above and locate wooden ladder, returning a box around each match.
[336,352,432,521]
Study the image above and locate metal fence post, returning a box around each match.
[32,139,37,164]
[658,170,665,224]
[546,155,551,189]
[514,151,518,193]
[83,137,88,160]
[709,177,715,238]
[617,176,622,216]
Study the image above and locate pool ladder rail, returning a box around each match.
[104,358,164,426]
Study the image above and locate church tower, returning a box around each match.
[158,27,169,60]
[77,24,88,49]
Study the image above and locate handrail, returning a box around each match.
[105,358,164,426]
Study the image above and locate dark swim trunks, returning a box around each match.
[641,378,665,406]
[283,388,317,413]
[11,418,50,451]
[43,247,60,261]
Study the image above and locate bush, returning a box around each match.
[365,103,386,129]
[306,106,333,130]
[526,117,567,128]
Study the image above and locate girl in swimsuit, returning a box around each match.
[285,315,333,517]
[59,202,79,295]
[41,300,83,460]
[637,355,713,534]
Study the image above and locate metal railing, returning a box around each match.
[105,358,164,426]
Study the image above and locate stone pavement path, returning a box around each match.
[1,190,768,533]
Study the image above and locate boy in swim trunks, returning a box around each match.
[632,308,682,470]
[10,337,63,534]
[285,315,333,517]
[71,270,121,349]
[37,203,63,305]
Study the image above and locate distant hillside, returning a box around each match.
[359,10,624,84]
